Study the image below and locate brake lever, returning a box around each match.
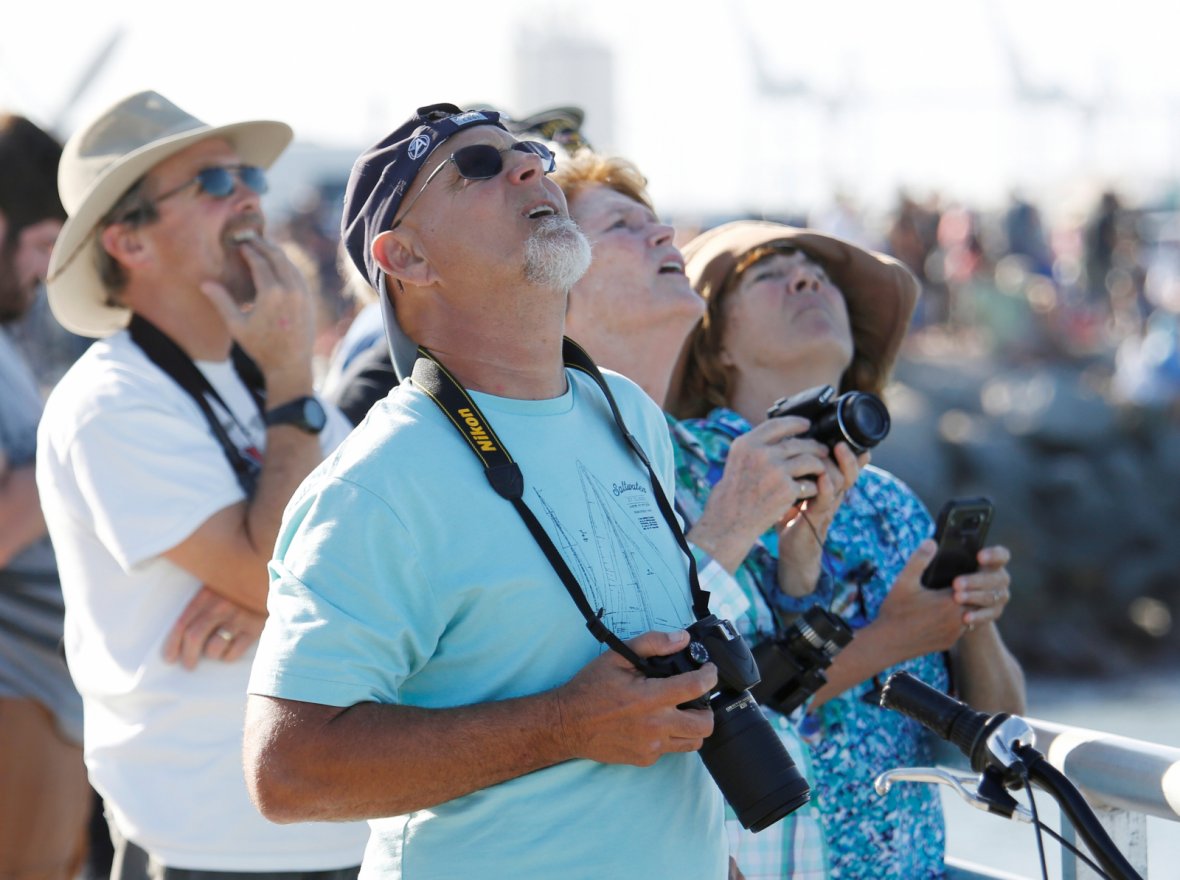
[873,766,1034,823]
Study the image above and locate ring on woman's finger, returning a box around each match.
[215,628,234,643]
[992,589,1001,603]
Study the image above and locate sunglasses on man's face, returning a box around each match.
[391,141,557,229]
[153,164,269,206]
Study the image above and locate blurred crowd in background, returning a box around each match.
[15,174,1180,418]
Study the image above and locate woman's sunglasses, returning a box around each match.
[391,141,556,229]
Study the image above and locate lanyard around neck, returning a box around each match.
[410,337,711,669]
[129,315,266,497]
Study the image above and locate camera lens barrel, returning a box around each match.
[766,385,891,453]
[641,616,812,832]
[700,690,811,831]
[750,607,854,717]
[814,391,891,453]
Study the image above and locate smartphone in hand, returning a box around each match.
[921,497,994,589]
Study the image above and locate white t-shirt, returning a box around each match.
[36,331,368,870]
[249,369,727,880]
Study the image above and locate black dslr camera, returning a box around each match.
[644,614,811,832]
[751,606,854,716]
[767,384,891,454]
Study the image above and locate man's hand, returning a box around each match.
[162,585,266,670]
[200,235,316,399]
[554,630,717,766]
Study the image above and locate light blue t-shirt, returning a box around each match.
[249,368,727,880]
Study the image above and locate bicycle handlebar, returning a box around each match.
[879,667,1013,770]
[879,671,1144,880]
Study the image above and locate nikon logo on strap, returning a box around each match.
[458,408,497,452]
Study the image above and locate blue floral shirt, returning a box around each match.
[674,408,949,879]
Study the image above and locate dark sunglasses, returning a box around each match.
[391,141,556,229]
[153,164,268,205]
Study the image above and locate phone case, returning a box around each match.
[921,497,994,589]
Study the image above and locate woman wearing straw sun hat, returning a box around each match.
[670,220,1026,879]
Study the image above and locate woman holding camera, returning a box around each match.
[670,220,1025,879]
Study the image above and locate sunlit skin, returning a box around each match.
[99,137,271,361]
[373,126,583,399]
[564,184,703,405]
[721,250,855,424]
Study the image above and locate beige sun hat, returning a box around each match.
[683,220,921,390]
[46,91,293,338]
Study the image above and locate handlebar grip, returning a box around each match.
[879,671,989,766]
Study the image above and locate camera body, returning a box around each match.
[645,615,811,832]
[767,384,891,454]
[750,605,854,716]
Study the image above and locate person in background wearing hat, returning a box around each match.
[553,155,836,878]
[670,220,1025,879]
[34,91,365,878]
[0,113,92,880]
[243,103,727,879]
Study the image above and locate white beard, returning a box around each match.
[523,215,592,291]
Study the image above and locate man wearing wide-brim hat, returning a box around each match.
[34,91,363,878]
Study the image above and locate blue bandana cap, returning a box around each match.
[341,103,507,292]
[340,103,509,378]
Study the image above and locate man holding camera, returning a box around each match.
[243,104,728,878]
[35,91,365,877]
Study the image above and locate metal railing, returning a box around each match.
[941,717,1180,879]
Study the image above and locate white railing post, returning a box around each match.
[1060,804,1148,879]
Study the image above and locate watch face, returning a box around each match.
[301,397,327,431]
[268,396,326,433]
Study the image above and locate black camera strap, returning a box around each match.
[410,337,712,669]
[129,314,265,498]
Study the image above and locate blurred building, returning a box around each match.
[511,26,616,152]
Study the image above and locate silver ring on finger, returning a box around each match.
[215,628,235,643]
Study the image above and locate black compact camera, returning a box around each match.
[644,614,811,832]
[751,606,854,716]
[767,384,891,454]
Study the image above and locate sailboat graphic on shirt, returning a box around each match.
[534,461,687,640]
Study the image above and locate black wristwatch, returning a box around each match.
[264,396,327,434]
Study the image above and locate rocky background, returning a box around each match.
[873,347,1180,677]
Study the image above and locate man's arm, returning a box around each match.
[163,236,326,614]
[0,458,47,567]
[245,630,717,822]
[162,418,324,614]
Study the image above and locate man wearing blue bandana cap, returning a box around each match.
[244,104,728,878]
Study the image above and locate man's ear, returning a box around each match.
[372,229,438,288]
[99,222,150,271]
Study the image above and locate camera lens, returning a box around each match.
[836,392,891,451]
[699,692,811,831]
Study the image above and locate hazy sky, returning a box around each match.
[6,0,1180,221]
